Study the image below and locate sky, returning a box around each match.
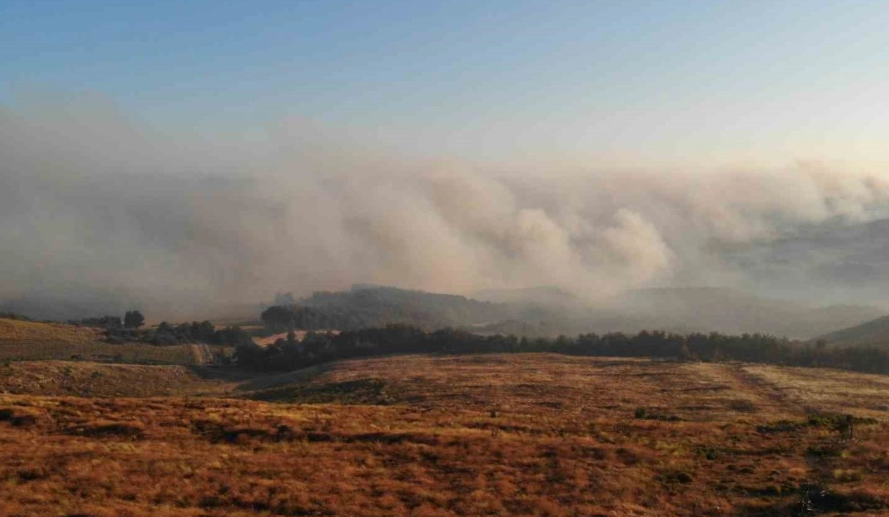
[3,0,889,168]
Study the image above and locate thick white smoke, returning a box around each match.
[3,97,889,318]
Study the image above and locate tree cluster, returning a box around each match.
[69,315,123,329]
[124,310,145,329]
[104,319,252,347]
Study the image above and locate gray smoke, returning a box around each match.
[3,96,889,319]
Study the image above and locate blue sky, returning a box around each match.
[3,0,888,167]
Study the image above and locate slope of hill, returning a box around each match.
[817,315,889,346]
[0,361,230,397]
[0,317,100,344]
[0,317,196,364]
[2,354,889,516]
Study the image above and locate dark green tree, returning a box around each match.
[124,310,145,329]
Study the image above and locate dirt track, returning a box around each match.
[190,343,214,365]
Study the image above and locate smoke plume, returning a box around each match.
[3,96,889,318]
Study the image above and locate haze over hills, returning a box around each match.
[608,287,884,339]
[472,286,583,307]
[262,284,883,340]
[816,315,889,347]
[722,217,889,304]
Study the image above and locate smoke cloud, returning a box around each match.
[3,96,889,318]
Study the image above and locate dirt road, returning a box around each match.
[190,343,214,365]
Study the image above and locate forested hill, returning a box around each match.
[817,315,889,347]
[262,285,510,331]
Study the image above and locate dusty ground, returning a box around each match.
[1,354,888,516]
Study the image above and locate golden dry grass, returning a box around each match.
[252,330,340,347]
[1,354,888,516]
[0,318,99,345]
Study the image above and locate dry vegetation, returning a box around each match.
[0,318,100,344]
[0,318,196,365]
[0,362,233,398]
[1,354,888,516]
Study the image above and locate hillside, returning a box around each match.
[0,317,101,345]
[0,361,233,397]
[817,315,889,346]
[2,354,889,516]
[0,318,197,364]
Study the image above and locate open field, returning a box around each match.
[0,318,197,365]
[1,354,889,516]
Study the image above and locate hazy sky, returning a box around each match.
[3,0,888,167]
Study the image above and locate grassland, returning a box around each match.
[0,318,196,365]
[1,354,888,516]
[0,361,235,398]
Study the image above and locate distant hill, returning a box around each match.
[472,286,581,306]
[264,285,882,340]
[816,315,889,346]
[288,285,510,330]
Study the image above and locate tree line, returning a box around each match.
[105,320,251,347]
[69,310,145,330]
[234,325,889,376]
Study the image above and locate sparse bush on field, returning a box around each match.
[634,407,681,422]
[66,420,146,439]
[0,407,41,427]
[728,399,758,413]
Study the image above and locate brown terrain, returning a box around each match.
[1,353,888,516]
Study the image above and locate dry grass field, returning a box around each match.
[0,318,100,344]
[0,361,234,398]
[0,318,196,365]
[1,354,888,516]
